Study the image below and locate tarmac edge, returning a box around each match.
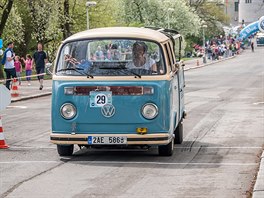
[253,151,264,198]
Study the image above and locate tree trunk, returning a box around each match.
[0,0,14,37]
[62,0,71,39]
[0,0,14,79]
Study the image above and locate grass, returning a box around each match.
[181,57,195,61]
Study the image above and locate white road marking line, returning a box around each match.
[175,147,263,149]
[6,106,27,109]
[253,102,264,105]
[8,146,55,150]
[79,161,258,166]
[0,161,59,164]
[0,161,258,166]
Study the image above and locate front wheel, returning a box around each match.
[158,138,174,156]
[174,120,183,144]
[57,145,74,156]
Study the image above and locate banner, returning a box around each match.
[239,16,264,40]
[258,16,264,33]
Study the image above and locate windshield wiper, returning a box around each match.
[99,67,141,78]
[57,67,94,78]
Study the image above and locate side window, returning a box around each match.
[164,43,172,72]
[174,37,182,61]
[168,42,175,65]
[167,42,176,71]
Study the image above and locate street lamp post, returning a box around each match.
[86,1,97,30]
[167,8,174,29]
[202,23,208,64]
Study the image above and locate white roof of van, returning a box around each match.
[64,27,170,43]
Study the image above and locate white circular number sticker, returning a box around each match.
[95,94,108,107]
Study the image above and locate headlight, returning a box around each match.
[141,103,158,119]
[60,103,77,119]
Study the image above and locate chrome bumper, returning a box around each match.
[50,133,172,145]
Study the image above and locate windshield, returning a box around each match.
[56,39,165,76]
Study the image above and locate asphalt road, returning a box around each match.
[0,48,263,198]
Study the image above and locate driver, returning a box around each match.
[126,41,157,72]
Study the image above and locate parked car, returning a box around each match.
[256,33,264,46]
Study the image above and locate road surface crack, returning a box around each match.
[0,161,66,198]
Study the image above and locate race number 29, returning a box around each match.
[89,91,112,108]
[96,94,107,105]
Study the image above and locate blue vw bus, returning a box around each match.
[50,27,186,156]
[256,33,264,46]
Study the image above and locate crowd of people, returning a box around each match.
[192,35,248,61]
[2,42,48,90]
[90,43,132,61]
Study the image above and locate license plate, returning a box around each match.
[88,136,127,145]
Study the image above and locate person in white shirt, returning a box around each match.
[3,41,16,90]
[126,41,157,72]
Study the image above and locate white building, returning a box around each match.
[224,0,239,26]
[188,0,264,26]
[239,0,264,24]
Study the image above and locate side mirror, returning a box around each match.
[180,60,185,67]
[45,62,53,75]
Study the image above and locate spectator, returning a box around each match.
[95,46,104,60]
[3,41,16,90]
[111,44,121,60]
[251,41,254,52]
[32,42,48,90]
[14,56,22,85]
[22,54,33,86]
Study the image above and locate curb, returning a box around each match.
[184,56,236,71]
[11,92,52,103]
[253,151,264,198]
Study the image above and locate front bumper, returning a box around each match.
[50,133,173,145]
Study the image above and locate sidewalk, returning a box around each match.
[253,152,264,198]
[183,55,236,71]
[10,78,52,102]
[7,51,264,197]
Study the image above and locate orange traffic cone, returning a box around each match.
[11,78,19,97]
[0,116,9,149]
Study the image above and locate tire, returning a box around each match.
[174,120,183,144]
[57,145,74,156]
[158,138,174,156]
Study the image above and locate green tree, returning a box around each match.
[187,0,228,37]
[120,0,201,36]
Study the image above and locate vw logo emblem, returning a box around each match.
[101,104,115,118]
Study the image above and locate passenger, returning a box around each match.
[126,41,157,72]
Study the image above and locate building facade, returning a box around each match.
[189,0,264,26]
[239,0,264,24]
[225,0,239,26]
